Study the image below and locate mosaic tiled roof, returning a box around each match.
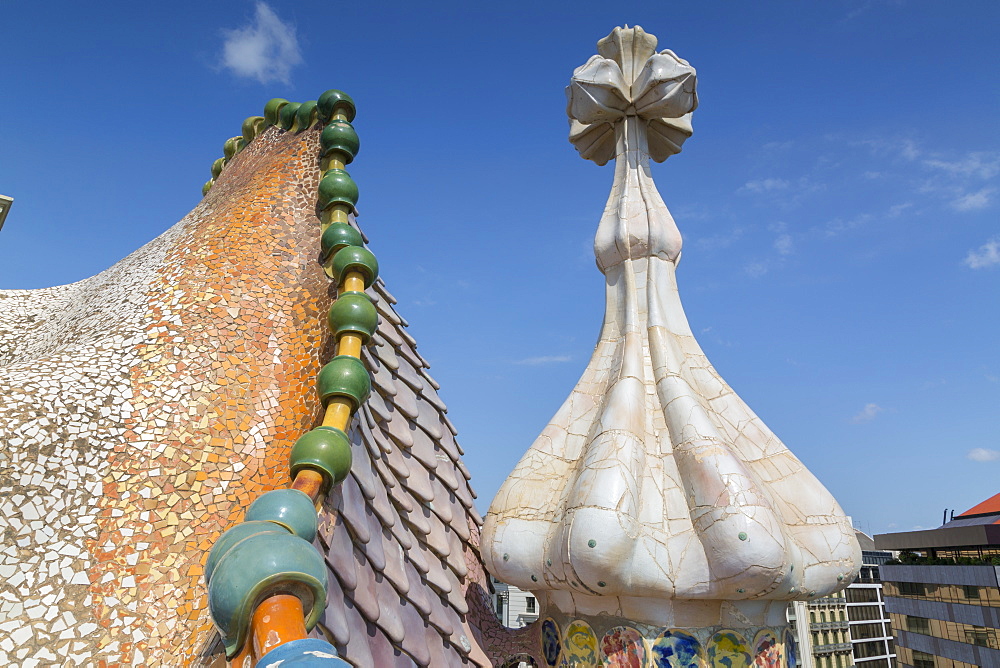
[0,103,525,666]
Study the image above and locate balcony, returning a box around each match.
[809,597,846,605]
[813,620,850,630]
[814,643,853,654]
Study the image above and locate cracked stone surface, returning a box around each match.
[481,26,860,634]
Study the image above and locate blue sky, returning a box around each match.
[1,1,998,536]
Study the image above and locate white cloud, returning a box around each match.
[774,233,794,256]
[967,448,1000,463]
[887,202,913,217]
[964,238,1000,269]
[744,260,769,278]
[221,2,303,84]
[951,187,995,212]
[696,226,745,251]
[924,153,1000,180]
[514,355,572,365]
[850,403,883,424]
[741,178,790,194]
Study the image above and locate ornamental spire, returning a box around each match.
[482,26,859,652]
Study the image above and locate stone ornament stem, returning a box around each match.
[482,26,859,630]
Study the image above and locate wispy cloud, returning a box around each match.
[924,153,1000,180]
[696,226,745,251]
[967,448,1000,463]
[850,403,883,424]
[964,238,1000,269]
[514,355,572,366]
[220,2,302,84]
[774,233,794,256]
[741,178,790,194]
[951,187,995,212]
[744,260,769,278]
[887,202,913,217]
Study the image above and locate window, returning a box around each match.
[912,650,935,668]
[853,641,886,659]
[962,585,980,599]
[898,581,926,596]
[848,605,882,622]
[847,588,879,603]
[525,596,536,614]
[964,626,995,648]
[496,595,504,618]
[852,623,884,640]
[906,616,930,635]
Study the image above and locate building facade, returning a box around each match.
[490,576,540,630]
[876,492,1000,668]
[788,531,897,668]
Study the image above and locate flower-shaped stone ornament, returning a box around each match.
[567,26,698,165]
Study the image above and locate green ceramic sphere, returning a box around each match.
[317,89,356,123]
[328,291,377,343]
[205,520,290,584]
[289,426,353,489]
[279,102,302,130]
[202,180,214,196]
[242,116,265,143]
[211,157,225,179]
[320,120,360,164]
[320,222,363,260]
[316,355,371,410]
[263,98,289,127]
[207,531,327,657]
[295,100,318,130]
[330,245,379,289]
[317,169,359,210]
[223,136,241,160]
[245,489,318,542]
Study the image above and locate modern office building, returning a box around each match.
[876,492,1000,668]
[787,531,896,668]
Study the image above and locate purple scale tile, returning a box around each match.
[377,319,404,348]
[390,380,420,420]
[383,441,412,483]
[429,491,454,527]
[350,546,381,623]
[365,350,398,397]
[399,452,435,505]
[405,538,430,575]
[322,519,358,592]
[340,600,375,668]
[421,510,453,561]
[400,326,418,348]
[380,528,410,596]
[373,295,401,326]
[367,621,411,668]
[368,468,397,529]
[443,493,471,542]
[395,599,431,667]
[425,627,458,668]
[337,474,372,544]
[441,567,470,615]
[368,417,396,456]
[402,562,431,615]
[375,283,398,305]
[366,385,394,423]
[443,413,461,439]
[406,426,439,472]
[451,471,476,510]
[456,457,473,481]
[350,435,378,502]
[384,409,415,448]
[385,502,414,551]
[360,508,387,571]
[413,400,444,441]
[321,570,351,646]
[391,354,425,392]
[372,573,405,644]
[444,528,469,579]
[419,549,453,595]
[398,502,432,537]
[433,453,461,493]
[418,367,442,390]
[425,593,455,638]
[374,341,400,370]
[419,384,449,413]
